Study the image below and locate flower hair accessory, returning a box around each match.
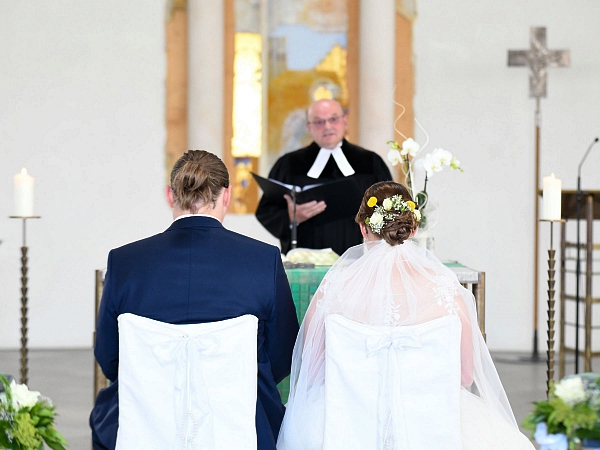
[365,195,421,234]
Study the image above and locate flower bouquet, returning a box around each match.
[387,138,463,231]
[0,375,67,450]
[522,373,600,450]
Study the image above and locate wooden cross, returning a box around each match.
[508,27,569,98]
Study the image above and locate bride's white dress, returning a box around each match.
[277,240,534,450]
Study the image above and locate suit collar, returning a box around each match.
[166,215,223,231]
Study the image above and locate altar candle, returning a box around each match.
[14,168,35,217]
[542,173,562,220]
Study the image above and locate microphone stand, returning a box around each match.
[290,187,298,249]
[574,137,599,373]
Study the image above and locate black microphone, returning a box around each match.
[578,137,599,179]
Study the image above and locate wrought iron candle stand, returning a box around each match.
[9,215,41,385]
[541,218,564,397]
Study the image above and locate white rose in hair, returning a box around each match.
[370,212,384,226]
[382,198,393,211]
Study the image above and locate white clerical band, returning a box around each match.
[306,145,355,178]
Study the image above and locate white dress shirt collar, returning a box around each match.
[173,213,221,223]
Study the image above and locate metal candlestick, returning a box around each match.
[541,219,564,397]
[9,215,41,385]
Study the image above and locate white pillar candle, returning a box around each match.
[542,173,562,220]
[14,168,35,217]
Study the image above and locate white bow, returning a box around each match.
[365,330,422,450]
[366,332,422,356]
[152,334,221,450]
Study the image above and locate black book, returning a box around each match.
[252,173,363,224]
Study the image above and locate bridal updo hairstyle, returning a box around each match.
[355,181,419,246]
[170,150,230,213]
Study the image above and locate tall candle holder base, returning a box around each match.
[541,218,564,397]
[9,215,41,385]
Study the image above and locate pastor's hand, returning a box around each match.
[284,194,327,224]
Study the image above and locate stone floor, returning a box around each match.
[0,348,574,449]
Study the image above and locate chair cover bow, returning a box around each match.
[151,334,221,450]
[368,331,422,449]
[366,331,422,356]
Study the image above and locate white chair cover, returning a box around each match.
[115,313,258,450]
[323,314,462,450]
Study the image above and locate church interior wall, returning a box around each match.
[1,1,599,353]
[412,0,600,353]
[0,1,171,349]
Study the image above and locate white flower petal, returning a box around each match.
[432,148,453,166]
[370,212,383,225]
[10,381,40,409]
[401,138,420,157]
[555,377,587,406]
[387,149,402,166]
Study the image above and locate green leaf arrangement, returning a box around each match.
[522,373,600,450]
[0,375,68,450]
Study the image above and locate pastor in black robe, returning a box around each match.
[255,139,392,256]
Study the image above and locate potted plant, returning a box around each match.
[523,373,600,450]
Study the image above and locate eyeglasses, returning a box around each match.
[307,115,343,128]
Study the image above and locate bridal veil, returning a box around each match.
[277,239,523,449]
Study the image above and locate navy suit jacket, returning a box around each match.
[90,216,299,450]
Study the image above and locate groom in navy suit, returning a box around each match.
[90,150,299,449]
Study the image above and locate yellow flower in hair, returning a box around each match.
[367,196,377,207]
[406,201,416,210]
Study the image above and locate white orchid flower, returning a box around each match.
[9,380,41,409]
[450,156,462,170]
[432,148,453,166]
[387,149,402,166]
[421,153,444,178]
[400,138,420,157]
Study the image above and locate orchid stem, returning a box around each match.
[404,157,413,197]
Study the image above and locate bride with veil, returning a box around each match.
[277,181,534,450]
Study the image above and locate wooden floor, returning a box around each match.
[0,348,568,449]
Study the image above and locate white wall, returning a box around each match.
[412,0,600,351]
[1,1,599,351]
[0,1,170,348]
